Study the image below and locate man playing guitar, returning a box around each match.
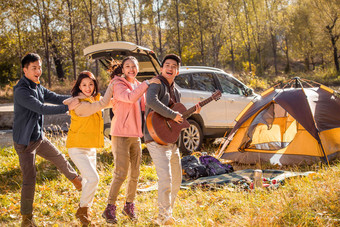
[144,54,200,225]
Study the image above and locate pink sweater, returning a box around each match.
[110,76,148,137]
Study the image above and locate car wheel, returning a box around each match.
[179,119,203,154]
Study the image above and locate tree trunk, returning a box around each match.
[83,0,98,76]
[156,0,163,58]
[100,0,113,41]
[133,1,139,44]
[36,0,52,87]
[270,32,278,75]
[331,37,340,73]
[265,0,278,76]
[127,0,139,44]
[225,4,235,73]
[108,1,120,41]
[229,35,235,73]
[118,0,124,41]
[284,37,290,73]
[242,0,252,73]
[326,25,340,73]
[66,0,77,79]
[304,55,310,72]
[233,0,251,73]
[15,19,23,77]
[212,32,222,68]
[196,0,204,65]
[50,39,65,80]
[138,1,143,45]
[251,0,263,75]
[174,0,181,58]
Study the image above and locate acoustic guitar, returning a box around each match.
[146,90,222,145]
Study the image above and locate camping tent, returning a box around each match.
[217,78,340,165]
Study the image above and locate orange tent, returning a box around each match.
[218,78,340,165]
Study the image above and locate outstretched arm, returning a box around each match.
[42,86,70,104]
[15,87,68,115]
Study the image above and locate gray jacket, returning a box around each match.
[13,76,69,145]
[143,80,181,142]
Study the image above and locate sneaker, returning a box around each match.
[102,204,117,224]
[122,202,137,220]
[154,216,176,226]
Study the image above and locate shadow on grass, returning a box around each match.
[96,148,153,167]
[0,158,80,194]
[1,147,154,194]
[0,167,21,194]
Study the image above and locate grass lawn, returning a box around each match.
[0,132,339,226]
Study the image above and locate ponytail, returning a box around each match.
[107,56,139,79]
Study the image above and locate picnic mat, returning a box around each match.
[137,169,315,192]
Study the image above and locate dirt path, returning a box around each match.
[0,103,70,146]
[0,130,13,148]
[0,103,13,112]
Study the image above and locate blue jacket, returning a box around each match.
[13,76,69,145]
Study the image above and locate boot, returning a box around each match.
[122,202,137,220]
[75,206,91,226]
[21,214,37,227]
[71,175,82,191]
[102,204,117,224]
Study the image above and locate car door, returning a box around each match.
[215,73,254,127]
[190,72,226,128]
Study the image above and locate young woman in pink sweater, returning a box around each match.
[102,56,159,224]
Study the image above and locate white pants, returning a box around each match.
[146,142,182,219]
[68,148,99,208]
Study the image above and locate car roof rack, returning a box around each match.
[180,66,225,72]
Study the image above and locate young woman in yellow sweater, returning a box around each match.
[63,71,113,226]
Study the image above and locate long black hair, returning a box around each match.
[71,71,98,97]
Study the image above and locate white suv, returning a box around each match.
[84,41,257,154]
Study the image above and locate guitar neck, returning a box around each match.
[182,96,215,119]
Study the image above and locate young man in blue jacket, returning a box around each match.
[13,53,82,226]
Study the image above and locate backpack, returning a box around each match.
[199,155,234,176]
[181,155,209,180]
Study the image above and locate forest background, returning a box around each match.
[0,0,340,92]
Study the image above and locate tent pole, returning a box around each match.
[319,141,330,167]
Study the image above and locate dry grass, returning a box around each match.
[0,132,339,226]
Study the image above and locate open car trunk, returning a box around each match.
[84,41,161,81]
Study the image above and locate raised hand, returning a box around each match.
[149,77,161,84]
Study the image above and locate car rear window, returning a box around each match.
[192,73,217,92]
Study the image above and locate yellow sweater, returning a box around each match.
[66,94,104,148]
